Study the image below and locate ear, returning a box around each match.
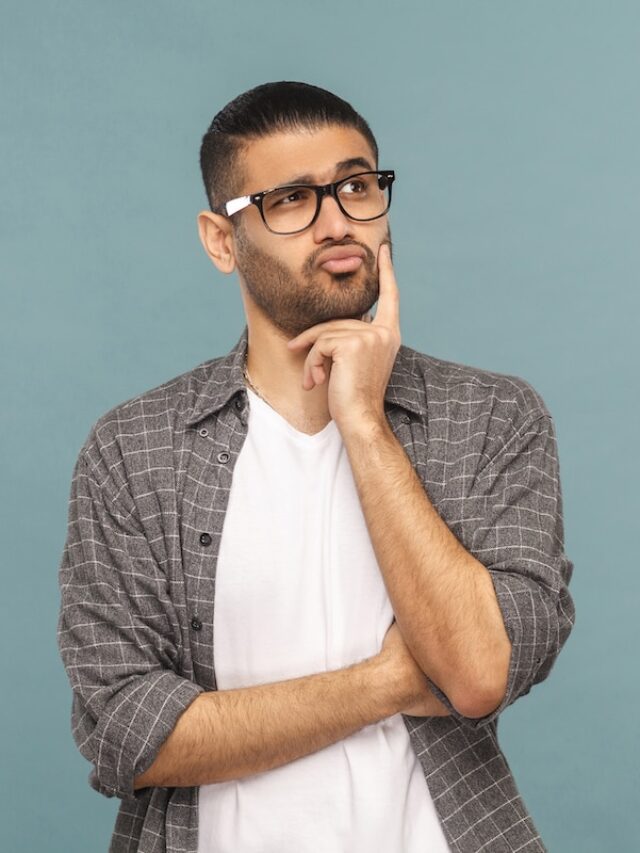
[197,210,237,274]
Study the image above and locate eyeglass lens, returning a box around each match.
[262,172,391,234]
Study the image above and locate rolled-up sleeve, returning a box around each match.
[57,450,204,800]
[426,411,576,730]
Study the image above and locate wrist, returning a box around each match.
[360,651,415,718]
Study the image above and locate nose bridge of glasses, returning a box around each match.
[317,180,348,218]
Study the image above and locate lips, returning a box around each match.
[317,245,365,273]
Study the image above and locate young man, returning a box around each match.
[57,81,575,852]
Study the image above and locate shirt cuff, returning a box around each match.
[85,671,204,800]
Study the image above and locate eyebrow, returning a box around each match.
[279,156,375,187]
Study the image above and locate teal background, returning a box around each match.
[1,2,637,850]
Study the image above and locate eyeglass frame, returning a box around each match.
[212,169,396,235]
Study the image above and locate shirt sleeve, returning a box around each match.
[424,411,576,730]
[57,449,204,801]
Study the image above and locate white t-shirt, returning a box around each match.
[197,386,451,852]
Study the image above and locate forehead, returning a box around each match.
[239,124,376,192]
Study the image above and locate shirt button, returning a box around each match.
[199,428,209,437]
[191,616,202,631]
[199,532,212,546]
[217,451,230,463]
[401,415,410,424]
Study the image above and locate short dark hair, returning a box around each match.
[199,81,379,221]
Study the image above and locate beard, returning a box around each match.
[232,222,392,339]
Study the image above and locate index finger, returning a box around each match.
[371,241,400,332]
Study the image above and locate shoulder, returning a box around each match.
[408,345,549,415]
[398,343,552,459]
[76,356,225,492]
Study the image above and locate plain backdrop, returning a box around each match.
[1,2,638,851]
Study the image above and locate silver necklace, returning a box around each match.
[243,355,271,407]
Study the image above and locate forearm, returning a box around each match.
[342,419,511,715]
[134,655,408,790]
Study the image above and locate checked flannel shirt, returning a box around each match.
[57,324,576,852]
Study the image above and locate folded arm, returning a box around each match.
[342,407,576,729]
[57,446,448,800]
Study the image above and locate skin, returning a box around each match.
[197,123,393,434]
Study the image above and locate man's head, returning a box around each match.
[197,81,393,339]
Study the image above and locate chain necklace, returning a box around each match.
[243,353,331,433]
[242,355,272,408]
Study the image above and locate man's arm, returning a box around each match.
[341,408,576,725]
[341,417,512,717]
[57,449,205,801]
[134,649,447,790]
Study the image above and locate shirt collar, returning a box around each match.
[183,324,427,427]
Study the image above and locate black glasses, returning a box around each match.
[213,170,395,235]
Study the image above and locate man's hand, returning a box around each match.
[286,241,401,434]
[379,620,452,718]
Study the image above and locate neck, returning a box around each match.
[243,317,332,426]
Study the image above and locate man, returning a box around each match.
[57,81,576,853]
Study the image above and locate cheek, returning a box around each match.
[234,230,267,267]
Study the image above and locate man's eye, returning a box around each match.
[342,180,366,193]
[269,189,308,208]
[278,191,303,205]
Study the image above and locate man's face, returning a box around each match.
[229,124,393,339]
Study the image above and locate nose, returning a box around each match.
[311,192,355,242]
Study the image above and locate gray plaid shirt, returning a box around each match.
[57,324,575,852]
